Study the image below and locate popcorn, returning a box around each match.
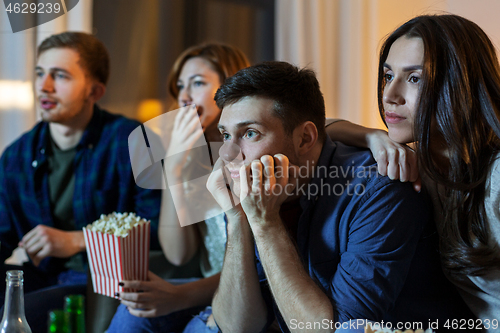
[83,212,150,298]
[86,212,149,237]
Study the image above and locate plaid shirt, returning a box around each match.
[0,105,161,276]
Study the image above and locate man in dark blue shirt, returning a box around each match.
[206,61,474,332]
[0,32,161,293]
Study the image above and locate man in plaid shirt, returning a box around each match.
[0,32,161,293]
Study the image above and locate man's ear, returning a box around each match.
[293,121,318,156]
[89,82,106,102]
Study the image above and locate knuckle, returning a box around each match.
[251,160,262,169]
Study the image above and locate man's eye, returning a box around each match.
[245,130,258,139]
[35,71,44,78]
[222,133,231,141]
[56,73,67,79]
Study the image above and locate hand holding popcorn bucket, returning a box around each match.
[83,212,150,298]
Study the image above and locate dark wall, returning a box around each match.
[93,0,274,119]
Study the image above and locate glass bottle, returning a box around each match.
[63,295,85,333]
[0,270,32,333]
[47,309,67,333]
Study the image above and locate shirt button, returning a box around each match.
[40,148,45,154]
[88,144,93,149]
[32,160,38,168]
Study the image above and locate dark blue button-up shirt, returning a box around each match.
[0,106,161,277]
[256,138,474,332]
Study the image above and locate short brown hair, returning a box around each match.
[167,43,250,101]
[37,32,110,85]
[215,61,326,141]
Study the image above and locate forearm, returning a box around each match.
[212,214,268,333]
[253,221,334,333]
[326,119,387,149]
[158,186,200,265]
[176,273,220,310]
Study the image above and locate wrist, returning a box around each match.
[174,283,194,311]
[226,213,252,237]
[366,129,388,149]
[248,213,282,237]
[225,207,246,222]
[164,160,183,180]
[73,231,86,253]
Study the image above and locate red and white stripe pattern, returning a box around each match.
[83,222,150,298]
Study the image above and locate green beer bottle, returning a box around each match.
[63,295,85,333]
[47,310,67,333]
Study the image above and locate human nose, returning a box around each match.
[178,84,192,107]
[220,141,243,164]
[383,79,405,105]
[38,74,55,93]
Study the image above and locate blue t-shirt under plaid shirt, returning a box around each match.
[0,105,161,277]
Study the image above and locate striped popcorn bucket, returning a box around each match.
[82,222,150,298]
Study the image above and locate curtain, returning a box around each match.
[275,0,500,129]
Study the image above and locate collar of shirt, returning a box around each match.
[34,104,104,160]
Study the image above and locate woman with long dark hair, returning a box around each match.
[329,14,500,329]
[380,14,500,327]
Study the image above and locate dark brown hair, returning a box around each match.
[377,14,500,276]
[215,61,326,141]
[37,32,110,85]
[167,43,250,102]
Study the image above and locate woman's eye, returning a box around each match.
[222,133,230,141]
[384,73,393,82]
[192,81,205,87]
[409,75,420,84]
[35,71,44,78]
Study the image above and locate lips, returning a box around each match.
[227,169,240,179]
[226,163,243,179]
[385,111,406,124]
[39,97,57,110]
